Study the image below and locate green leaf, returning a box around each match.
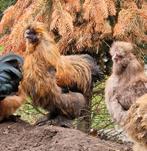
[0,45,4,52]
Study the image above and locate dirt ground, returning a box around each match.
[0,120,132,151]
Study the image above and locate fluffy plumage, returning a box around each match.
[21,22,104,129]
[105,41,147,151]
[21,22,91,125]
[0,54,23,100]
[124,94,147,151]
[105,41,147,125]
[0,53,25,121]
[24,22,103,98]
[57,54,103,95]
[21,49,86,119]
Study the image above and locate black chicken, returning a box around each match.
[0,53,23,100]
[0,53,25,121]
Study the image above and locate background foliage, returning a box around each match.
[0,0,16,18]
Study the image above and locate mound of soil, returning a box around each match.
[0,120,132,151]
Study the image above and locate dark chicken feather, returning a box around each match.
[0,54,23,101]
[80,54,104,82]
[0,53,23,65]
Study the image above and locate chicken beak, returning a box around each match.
[24,29,31,39]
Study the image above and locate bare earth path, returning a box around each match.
[0,120,132,151]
